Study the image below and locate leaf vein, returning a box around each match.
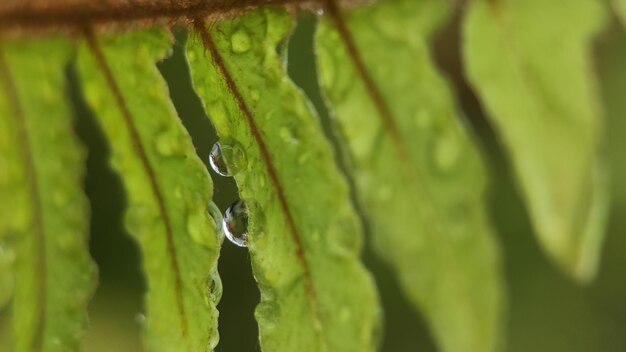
[0,49,47,352]
[83,29,191,346]
[193,19,323,334]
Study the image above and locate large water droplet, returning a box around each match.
[208,140,247,177]
[222,200,249,247]
[231,29,251,53]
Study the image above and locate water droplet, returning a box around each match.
[57,233,80,255]
[208,140,247,177]
[377,186,392,201]
[298,152,311,165]
[155,129,184,156]
[339,306,351,321]
[206,270,223,303]
[250,89,260,101]
[255,300,280,333]
[173,186,183,200]
[327,219,360,258]
[279,126,299,145]
[448,203,471,240]
[222,200,249,247]
[414,110,432,129]
[207,202,224,241]
[187,207,218,247]
[134,313,146,326]
[52,190,69,207]
[231,29,251,53]
[433,133,460,171]
[125,204,159,238]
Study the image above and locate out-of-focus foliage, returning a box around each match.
[77,30,222,352]
[0,41,96,351]
[464,0,608,282]
[316,0,503,351]
[186,9,381,351]
[614,0,626,26]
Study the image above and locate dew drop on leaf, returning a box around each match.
[230,28,251,53]
[154,128,183,156]
[208,140,247,177]
[207,202,224,240]
[326,218,360,258]
[222,200,249,247]
[134,313,146,326]
[432,132,460,172]
[186,205,219,247]
[255,299,281,333]
[206,269,223,303]
[279,126,299,145]
[414,110,432,129]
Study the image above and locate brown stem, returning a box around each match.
[0,0,323,35]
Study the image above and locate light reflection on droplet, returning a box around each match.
[222,200,249,247]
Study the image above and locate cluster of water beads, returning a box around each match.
[208,140,250,247]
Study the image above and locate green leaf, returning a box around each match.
[464,0,609,281]
[315,0,504,351]
[0,53,18,312]
[186,9,381,352]
[76,30,222,351]
[0,40,96,351]
[614,0,626,27]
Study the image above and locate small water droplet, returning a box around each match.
[327,218,360,258]
[255,300,280,333]
[339,306,351,321]
[279,126,299,145]
[125,204,159,238]
[377,186,392,201]
[433,133,460,171]
[231,29,251,53]
[222,200,249,247]
[134,313,146,326]
[414,110,432,129]
[57,233,80,255]
[53,190,68,207]
[155,129,184,156]
[206,270,223,303]
[207,202,224,240]
[298,152,311,165]
[208,140,247,177]
[187,207,218,247]
[448,203,471,240]
[173,186,183,200]
[250,89,260,101]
